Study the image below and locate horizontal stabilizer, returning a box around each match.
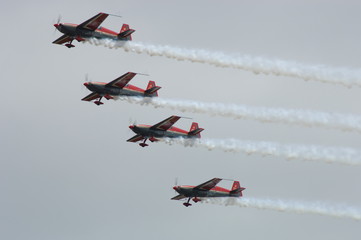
[188,128,204,136]
[144,80,160,96]
[229,181,246,197]
[230,188,245,197]
[188,122,203,138]
[145,86,161,95]
[118,29,135,38]
[118,24,135,40]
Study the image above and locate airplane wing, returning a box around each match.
[52,34,72,45]
[81,92,101,101]
[127,134,144,143]
[171,194,187,200]
[77,12,109,31]
[194,178,222,191]
[106,72,137,89]
[150,115,181,131]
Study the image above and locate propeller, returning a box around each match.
[128,117,137,125]
[85,73,90,82]
[81,74,91,93]
[56,15,62,24]
[53,15,62,34]
[125,117,134,136]
[174,177,179,194]
[126,117,138,137]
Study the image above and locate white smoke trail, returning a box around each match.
[201,197,361,221]
[161,138,361,165]
[85,39,361,87]
[122,97,361,134]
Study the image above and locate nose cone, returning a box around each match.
[83,82,89,87]
[129,125,135,129]
[54,23,60,29]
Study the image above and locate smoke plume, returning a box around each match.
[85,39,361,87]
[123,97,361,134]
[161,138,361,165]
[202,197,361,221]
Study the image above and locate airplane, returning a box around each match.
[82,72,161,105]
[127,115,204,147]
[53,12,135,48]
[172,178,246,207]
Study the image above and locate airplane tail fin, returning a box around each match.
[188,122,204,138]
[118,24,135,40]
[144,81,161,97]
[229,181,246,197]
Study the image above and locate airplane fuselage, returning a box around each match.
[174,186,238,198]
[84,82,149,97]
[56,23,119,40]
[129,125,189,139]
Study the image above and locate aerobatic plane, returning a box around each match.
[127,115,204,147]
[172,178,245,207]
[53,12,135,48]
[82,72,161,105]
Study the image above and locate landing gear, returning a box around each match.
[139,139,149,147]
[94,101,104,105]
[182,197,200,206]
[65,43,75,48]
[64,39,75,48]
[183,198,192,207]
[94,97,104,106]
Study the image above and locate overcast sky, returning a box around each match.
[1,0,361,239]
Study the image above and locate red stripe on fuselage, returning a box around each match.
[137,124,152,128]
[180,185,230,193]
[91,83,145,93]
[64,23,78,27]
[96,27,118,36]
[124,84,145,93]
[91,82,107,85]
[211,186,231,193]
[63,23,118,37]
[168,126,188,134]
[136,125,188,135]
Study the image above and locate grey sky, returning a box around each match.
[1,0,361,239]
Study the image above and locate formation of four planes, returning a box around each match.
[53,12,245,207]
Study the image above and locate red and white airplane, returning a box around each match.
[53,12,135,48]
[82,72,161,105]
[127,115,204,147]
[172,178,245,207]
